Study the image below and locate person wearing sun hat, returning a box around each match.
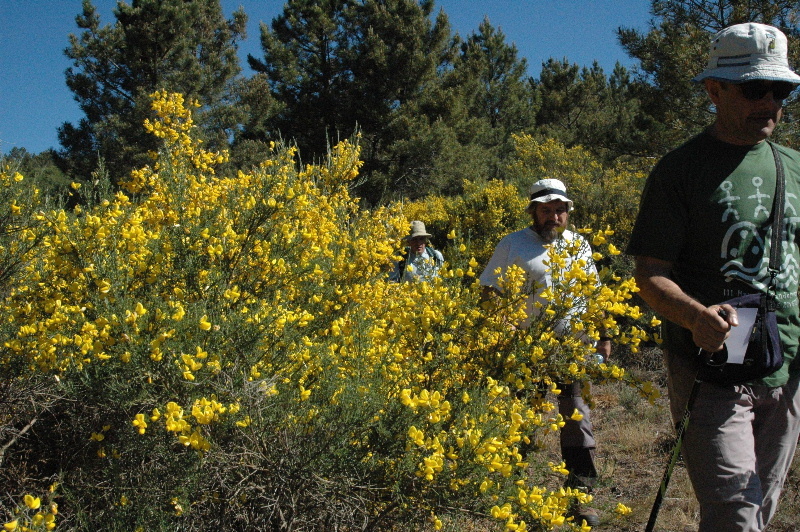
[479,178,610,527]
[389,220,444,283]
[629,22,800,530]
[481,179,593,328]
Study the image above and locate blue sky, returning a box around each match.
[0,0,653,155]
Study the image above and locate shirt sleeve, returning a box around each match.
[627,157,689,262]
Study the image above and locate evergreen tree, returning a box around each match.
[453,18,538,177]
[244,0,456,203]
[376,66,496,200]
[535,59,607,146]
[244,0,351,158]
[533,59,653,160]
[59,0,246,181]
[457,19,535,134]
[376,17,538,200]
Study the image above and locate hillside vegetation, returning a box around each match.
[6,1,800,530]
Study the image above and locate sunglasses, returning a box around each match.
[733,81,797,101]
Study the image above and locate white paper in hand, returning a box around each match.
[725,307,759,364]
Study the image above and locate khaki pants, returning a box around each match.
[665,349,800,532]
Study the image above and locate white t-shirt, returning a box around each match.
[479,227,596,330]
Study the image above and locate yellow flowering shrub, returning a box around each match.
[403,179,528,266]
[0,92,657,531]
[0,163,44,292]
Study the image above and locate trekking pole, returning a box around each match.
[644,377,701,532]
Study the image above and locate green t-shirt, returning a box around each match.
[628,132,800,386]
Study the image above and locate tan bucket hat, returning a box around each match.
[405,220,432,240]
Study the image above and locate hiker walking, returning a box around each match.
[628,22,800,531]
[479,178,611,527]
[389,220,444,283]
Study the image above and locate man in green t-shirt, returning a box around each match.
[628,23,800,531]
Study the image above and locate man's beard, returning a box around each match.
[534,222,559,243]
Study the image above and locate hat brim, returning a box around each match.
[405,233,432,240]
[693,66,800,84]
[526,194,574,212]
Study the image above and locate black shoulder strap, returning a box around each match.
[768,142,785,275]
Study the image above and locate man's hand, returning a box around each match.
[691,304,739,353]
[634,257,743,353]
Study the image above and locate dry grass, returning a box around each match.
[588,373,699,531]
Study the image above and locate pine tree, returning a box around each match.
[243,0,455,203]
[453,18,538,176]
[59,0,246,181]
[533,59,653,160]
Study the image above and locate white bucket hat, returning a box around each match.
[693,22,800,83]
[405,220,432,240]
[526,179,573,212]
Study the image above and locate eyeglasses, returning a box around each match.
[734,81,797,101]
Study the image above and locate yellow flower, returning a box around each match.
[570,409,584,421]
[3,520,18,531]
[172,304,186,321]
[615,502,632,515]
[199,315,212,331]
[548,461,569,475]
[97,279,111,294]
[24,494,41,510]
[132,413,147,434]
